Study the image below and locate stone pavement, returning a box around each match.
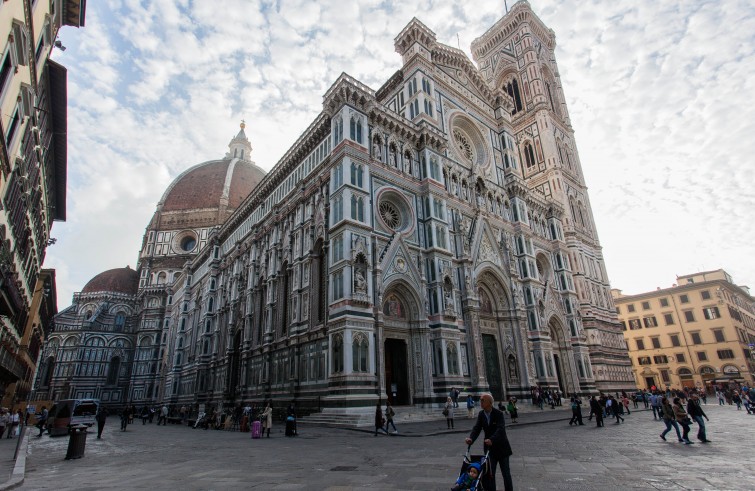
[6,403,755,490]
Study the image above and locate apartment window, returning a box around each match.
[653,355,668,364]
[690,332,702,345]
[638,357,652,365]
[696,351,707,361]
[670,334,680,347]
[676,353,686,363]
[659,297,669,307]
[703,306,720,320]
[627,304,636,313]
[643,316,658,328]
[641,301,651,310]
[663,313,675,325]
[629,319,642,330]
[679,294,689,304]
[713,329,725,343]
[701,290,711,300]
[651,337,661,349]
[717,349,735,360]
[660,369,671,383]
[684,310,695,322]
[636,339,645,351]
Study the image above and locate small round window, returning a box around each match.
[180,236,197,252]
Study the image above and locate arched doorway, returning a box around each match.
[477,270,516,401]
[548,318,574,395]
[382,284,420,406]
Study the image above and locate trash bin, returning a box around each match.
[65,425,88,460]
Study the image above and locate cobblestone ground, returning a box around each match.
[20,404,754,490]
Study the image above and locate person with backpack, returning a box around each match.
[466,394,475,418]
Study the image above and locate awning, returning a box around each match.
[47,60,67,221]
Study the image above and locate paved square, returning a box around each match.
[20,404,754,490]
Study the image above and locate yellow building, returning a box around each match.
[612,270,755,391]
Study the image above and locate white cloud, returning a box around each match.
[45,0,755,307]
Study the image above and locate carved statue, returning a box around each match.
[354,269,367,294]
[373,139,381,160]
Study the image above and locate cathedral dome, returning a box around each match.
[160,158,266,213]
[150,123,266,230]
[81,267,139,295]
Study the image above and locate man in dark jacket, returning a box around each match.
[464,393,513,491]
[96,406,109,439]
[686,393,710,442]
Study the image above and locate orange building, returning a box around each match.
[612,270,755,391]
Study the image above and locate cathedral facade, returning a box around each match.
[36,2,633,411]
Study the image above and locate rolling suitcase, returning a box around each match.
[251,420,262,439]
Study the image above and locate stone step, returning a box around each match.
[298,406,463,428]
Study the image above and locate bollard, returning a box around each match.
[65,425,88,460]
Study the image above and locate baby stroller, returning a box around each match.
[452,447,490,491]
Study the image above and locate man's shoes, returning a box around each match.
[699,439,710,443]
[578,423,585,426]
[684,440,694,445]
[660,434,666,441]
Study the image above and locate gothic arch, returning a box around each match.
[475,267,512,312]
[382,279,422,321]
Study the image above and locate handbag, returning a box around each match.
[681,417,692,425]
[442,408,449,417]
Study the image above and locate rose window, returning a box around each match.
[453,129,474,163]
[379,201,401,229]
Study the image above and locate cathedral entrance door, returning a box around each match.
[384,339,409,405]
[482,334,503,401]
[553,354,565,394]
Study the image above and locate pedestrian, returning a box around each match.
[180,405,187,423]
[568,394,584,426]
[659,397,683,442]
[716,389,725,405]
[96,405,109,439]
[149,406,156,423]
[260,403,273,438]
[385,402,398,433]
[466,394,475,418]
[622,394,631,415]
[650,393,662,419]
[464,393,514,491]
[686,393,710,443]
[285,402,297,437]
[7,409,20,438]
[506,397,518,423]
[732,391,742,410]
[444,397,455,429]
[120,407,129,431]
[672,397,693,444]
[589,396,604,427]
[35,406,48,437]
[743,392,753,414]
[0,410,8,440]
[160,405,169,425]
[140,405,149,425]
[608,395,624,424]
[374,402,388,436]
[700,391,707,405]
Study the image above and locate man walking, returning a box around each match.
[650,393,662,420]
[160,405,169,425]
[686,393,710,443]
[464,393,513,491]
[96,405,109,438]
[35,406,48,437]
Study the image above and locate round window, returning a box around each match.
[180,236,197,252]
[376,190,414,233]
[379,201,401,229]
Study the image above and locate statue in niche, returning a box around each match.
[403,153,412,174]
[508,355,518,379]
[389,147,397,167]
[354,269,367,294]
[373,139,382,160]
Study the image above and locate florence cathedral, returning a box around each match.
[34,2,634,414]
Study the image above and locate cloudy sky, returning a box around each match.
[46,0,755,307]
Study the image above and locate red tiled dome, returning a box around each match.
[161,160,266,212]
[81,267,139,295]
